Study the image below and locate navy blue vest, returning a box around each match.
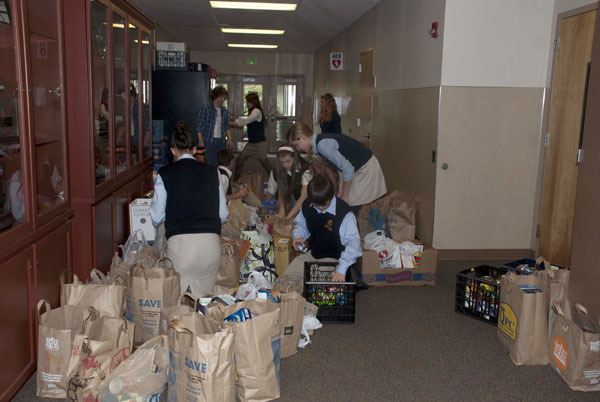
[247,109,265,143]
[302,198,352,259]
[316,133,372,172]
[158,158,221,239]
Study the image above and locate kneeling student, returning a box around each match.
[284,174,362,284]
[217,149,249,201]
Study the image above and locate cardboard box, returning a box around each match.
[362,246,437,286]
[129,198,155,241]
[274,236,295,278]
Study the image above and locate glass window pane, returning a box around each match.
[276,84,296,117]
[91,0,110,185]
[28,0,66,213]
[141,31,151,159]
[0,0,25,233]
[112,12,127,174]
[128,22,139,165]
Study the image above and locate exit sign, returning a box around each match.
[246,57,257,65]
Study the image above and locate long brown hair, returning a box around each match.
[245,92,263,115]
[318,93,337,124]
[288,122,313,143]
[275,146,310,202]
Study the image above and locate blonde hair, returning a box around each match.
[287,122,313,143]
[318,93,337,124]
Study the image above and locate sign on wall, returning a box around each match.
[330,52,344,71]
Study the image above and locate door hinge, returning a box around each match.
[554,36,560,50]
[544,132,550,147]
[373,75,377,88]
[536,224,541,239]
[577,149,584,164]
[432,150,437,163]
[359,64,362,73]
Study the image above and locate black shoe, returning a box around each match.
[355,277,369,292]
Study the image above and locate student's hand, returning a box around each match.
[278,206,286,218]
[332,272,345,282]
[292,237,305,251]
[239,185,249,197]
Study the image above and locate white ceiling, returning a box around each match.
[130,0,380,53]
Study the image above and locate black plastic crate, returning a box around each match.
[455,265,509,325]
[304,262,356,324]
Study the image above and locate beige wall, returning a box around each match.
[313,0,446,243]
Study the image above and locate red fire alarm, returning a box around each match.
[430,21,439,38]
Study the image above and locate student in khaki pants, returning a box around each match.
[150,123,228,296]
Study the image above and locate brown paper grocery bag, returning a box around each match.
[549,300,600,391]
[215,237,248,293]
[547,266,569,337]
[168,317,235,402]
[125,257,181,344]
[36,300,88,399]
[498,271,549,365]
[60,271,125,318]
[159,292,197,335]
[224,300,281,402]
[278,291,306,358]
[65,316,135,401]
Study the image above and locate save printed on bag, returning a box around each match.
[497,271,549,365]
[168,316,235,402]
[223,300,281,402]
[549,300,600,392]
[125,257,180,344]
[65,316,135,401]
[60,271,125,318]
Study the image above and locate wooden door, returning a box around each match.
[538,10,596,267]
[34,223,71,307]
[0,248,34,401]
[570,10,600,318]
[358,50,374,148]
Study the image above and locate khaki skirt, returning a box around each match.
[347,155,387,206]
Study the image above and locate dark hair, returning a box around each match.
[245,92,262,115]
[276,147,310,201]
[218,148,234,166]
[211,86,228,101]
[307,175,334,206]
[318,93,337,124]
[170,122,194,150]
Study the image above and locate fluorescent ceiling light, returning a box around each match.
[228,43,278,49]
[222,27,285,35]
[210,1,297,11]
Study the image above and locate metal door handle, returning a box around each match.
[441,163,449,170]
[48,85,62,97]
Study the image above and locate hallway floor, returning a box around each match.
[14,261,596,401]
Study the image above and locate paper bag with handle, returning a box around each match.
[167,316,235,402]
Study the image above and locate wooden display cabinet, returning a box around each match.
[64,0,153,277]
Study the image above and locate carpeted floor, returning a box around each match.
[13,260,597,401]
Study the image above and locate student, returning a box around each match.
[318,93,342,134]
[232,92,272,179]
[284,175,362,285]
[266,145,312,220]
[150,123,228,296]
[217,148,249,201]
[290,122,386,208]
[196,86,231,166]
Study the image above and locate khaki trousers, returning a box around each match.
[284,252,337,290]
[167,233,220,297]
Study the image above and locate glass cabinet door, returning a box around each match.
[112,11,127,174]
[27,0,67,215]
[0,0,27,234]
[141,30,151,159]
[128,21,140,165]
[91,0,111,186]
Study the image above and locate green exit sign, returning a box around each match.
[246,57,257,65]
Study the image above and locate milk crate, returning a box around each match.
[455,265,509,325]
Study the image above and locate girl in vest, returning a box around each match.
[150,123,228,296]
[232,92,272,179]
[290,122,386,207]
[318,93,342,134]
[266,145,313,220]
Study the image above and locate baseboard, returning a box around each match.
[437,248,534,261]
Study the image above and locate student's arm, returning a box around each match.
[333,212,362,281]
[217,171,228,223]
[196,106,207,147]
[286,184,307,220]
[292,208,309,250]
[226,184,248,201]
[150,174,167,226]
[234,109,262,127]
[316,138,355,200]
